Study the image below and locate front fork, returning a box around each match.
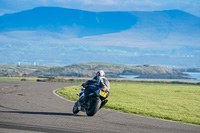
[76,93,86,111]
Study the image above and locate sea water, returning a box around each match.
[120,72,200,81]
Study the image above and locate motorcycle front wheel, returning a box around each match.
[72,102,79,114]
[86,97,101,116]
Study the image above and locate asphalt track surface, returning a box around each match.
[0,81,200,133]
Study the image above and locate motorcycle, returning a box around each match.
[72,86,108,116]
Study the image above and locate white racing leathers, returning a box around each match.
[83,76,110,92]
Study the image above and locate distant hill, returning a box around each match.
[0,63,192,79]
[0,7,200,67]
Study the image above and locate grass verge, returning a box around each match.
[57,82,200,125]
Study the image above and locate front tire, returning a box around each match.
[86,97,101,116]
[72,102,79,114]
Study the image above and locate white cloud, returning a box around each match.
[40,0,48,5]
[81,0,117,5]
[123,0,161,6]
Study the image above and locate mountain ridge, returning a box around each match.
[0,7,200,67]
[1,7,200,37]
[0,6,138,37]
[1,7,199,40]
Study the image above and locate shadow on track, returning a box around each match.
[0,110,85,117]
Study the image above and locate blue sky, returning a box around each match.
[0,0,200,17]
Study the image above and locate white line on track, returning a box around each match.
[52,88,75,103]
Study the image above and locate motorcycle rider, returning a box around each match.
[82,70,110,104]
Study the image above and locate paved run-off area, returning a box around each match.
[0,81,199,133]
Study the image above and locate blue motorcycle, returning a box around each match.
[73,86,108,116]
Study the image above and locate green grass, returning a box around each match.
[57,82,200,125]
[0,77,46,82]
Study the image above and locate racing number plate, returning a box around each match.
[99,90,107,98]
